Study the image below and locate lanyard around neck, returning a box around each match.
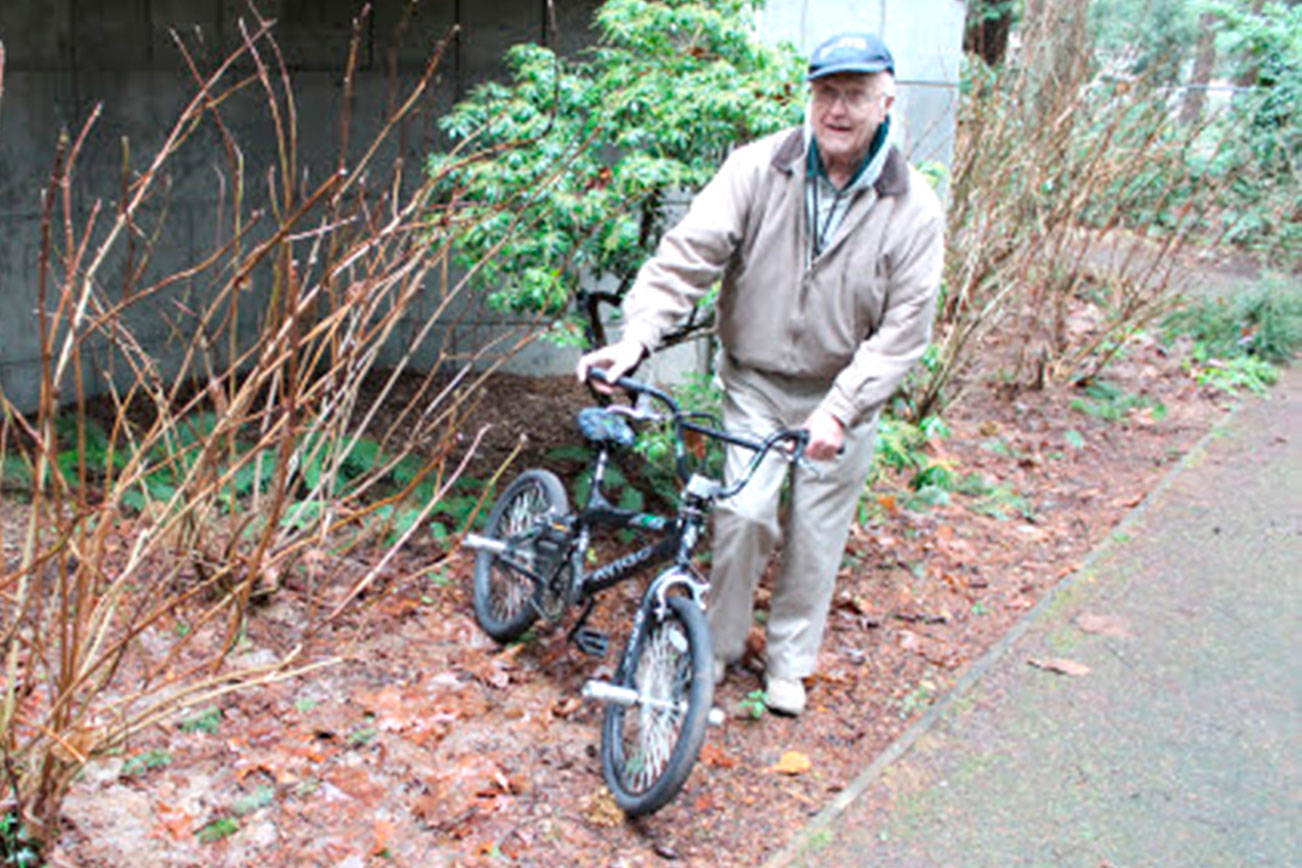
[811,175,847,259]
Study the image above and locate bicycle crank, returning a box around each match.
[582,680,726,726]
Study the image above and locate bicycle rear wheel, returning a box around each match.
[600,594,713,816]
[472,469,569,642]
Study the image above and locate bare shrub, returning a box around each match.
[910,0,1233,416]
[0,10,547,852]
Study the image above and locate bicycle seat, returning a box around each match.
[577,408,636,447]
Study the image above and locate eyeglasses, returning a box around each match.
[810,84,889,111]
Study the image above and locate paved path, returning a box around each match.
[770,366,1301,868]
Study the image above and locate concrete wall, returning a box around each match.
[0,0,602,412]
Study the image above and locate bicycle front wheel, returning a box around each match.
[472,469,569,642]
[601,594,713,816]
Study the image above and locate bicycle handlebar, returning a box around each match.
[586,367,813,494]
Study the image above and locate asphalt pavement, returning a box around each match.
[767,364,1301,868]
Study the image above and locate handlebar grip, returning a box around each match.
[587,366,646,395]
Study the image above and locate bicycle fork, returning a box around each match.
[581,569,725,726]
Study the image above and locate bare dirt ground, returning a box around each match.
[26,321,1242,866]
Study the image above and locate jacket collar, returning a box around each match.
[771,126,909,197]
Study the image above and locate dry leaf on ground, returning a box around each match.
[1028,657,1091,677]
[1075,613,1132,638]
[583,789,624,827]
[771,750,812,776]
[698,742,739,768]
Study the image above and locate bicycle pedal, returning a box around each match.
[572,628,609,657]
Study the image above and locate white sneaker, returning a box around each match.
[764,675,806,716]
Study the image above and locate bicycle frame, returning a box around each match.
[566,446,706,600]
[468,372,809,615]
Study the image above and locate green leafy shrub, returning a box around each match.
[1163,278,1301,393]
[0,811,39,868]
[1192,354,1280,394]
[1164,280,1302,365]
[872,415,955,492]
[429,0,803,344]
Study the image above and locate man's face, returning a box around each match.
[809,73,894,169]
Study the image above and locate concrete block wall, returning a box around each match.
[0,0,601,412]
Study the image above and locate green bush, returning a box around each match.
[428,0,803,344]
[1163,278,1300,394]
[1164,280,1302,365]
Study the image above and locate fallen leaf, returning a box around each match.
[583,789,624,826]
[327,767,388,805]
[411,755,513,830]
[692,793,719,812]
[1028,657,1091,677]
[551,696,583,719]
[371,817,396,856]
[771,750,812,776]
[698,742,738,769]
[1075,613,1132,638]
[149,803,193,841]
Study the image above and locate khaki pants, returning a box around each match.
[707,358,878,680]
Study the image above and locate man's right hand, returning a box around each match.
[576,339,645,393]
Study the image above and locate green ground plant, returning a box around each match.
[196,817,240,844]
[0,809,39,867]
[177,707,222,736]
[1163,278,1302,394]
[740,689,767,720]
[119,749,172,778]
[1069,380,1167,423]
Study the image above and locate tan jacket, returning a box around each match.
[621,127,944,427]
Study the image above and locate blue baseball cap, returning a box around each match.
[807,32,895,80]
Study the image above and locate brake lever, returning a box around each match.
[606,400,664,424]
[795,454,824,479]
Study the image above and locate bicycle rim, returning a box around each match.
[602,596,711,815]
[486,486,549,622]
[474,470,566,640]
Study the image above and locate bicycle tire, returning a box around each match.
[472,469,569,642]
[600,594,713,816]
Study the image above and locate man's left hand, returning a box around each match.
[802,408,845,461]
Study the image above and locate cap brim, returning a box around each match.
[807,61,893,81]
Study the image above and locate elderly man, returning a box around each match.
[577,32,944,715]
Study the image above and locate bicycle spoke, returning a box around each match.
[489,482,550,624]
[617,616,691,794]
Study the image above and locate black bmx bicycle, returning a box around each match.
[464,369,808,815]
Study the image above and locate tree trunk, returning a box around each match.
[1234,0,1268,87]
[1180,12,1217,126]
[963,1,1016,67]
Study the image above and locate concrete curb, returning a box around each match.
[763,395,1257,868]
